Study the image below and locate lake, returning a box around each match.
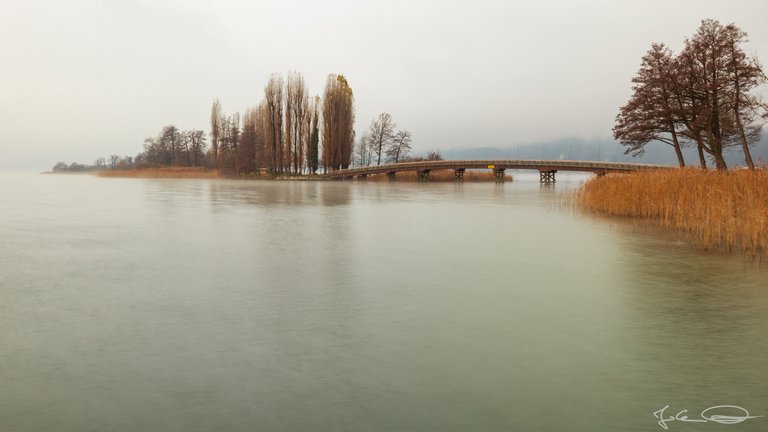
[1,172,766,431]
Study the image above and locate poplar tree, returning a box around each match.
[322,74,355,171]
[210,98,222,168]
[286,72,309,174]
[308,96,320,173]
[265,74,285,173]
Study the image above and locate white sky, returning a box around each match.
[1,0,766,170]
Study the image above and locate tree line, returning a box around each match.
[139,126,207,168]
[614,19,767,170]
[149,72,354,175]
[140,72,417,175]
[52,155,137,172]
[53,72,420,176]
[54,72,419,175]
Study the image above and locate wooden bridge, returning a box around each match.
[325,160,673,183]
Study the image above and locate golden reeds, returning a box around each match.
[97,167,222,179]
[575,168,768,257]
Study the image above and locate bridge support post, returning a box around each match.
[387,172,396,181]
[539,170,557,184]
[417,170,430,182]
[492,168,506,183]
[454,169,465,182]
[357,174,368,181]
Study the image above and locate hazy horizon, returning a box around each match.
[2,0,767,170]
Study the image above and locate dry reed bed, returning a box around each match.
[98,167,222,179]
[366,170,513,182]
[576,168,768,257]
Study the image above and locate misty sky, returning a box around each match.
[1,0,767,170]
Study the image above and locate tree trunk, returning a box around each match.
[673,144,685,167]
[729,42,756,170]
[735,122,756,170]
[732,93,755,170]
[713,152,728,170]
[669,127,685,167]
[697,143,707,169]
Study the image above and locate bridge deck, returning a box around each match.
[325,160,673,179]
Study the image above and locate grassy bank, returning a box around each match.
[575,169,768,257]
[97,167,222,179]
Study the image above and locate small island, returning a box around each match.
[51,20,766,257]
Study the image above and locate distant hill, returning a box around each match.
[436,137,768,168]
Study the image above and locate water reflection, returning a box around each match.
[202,180,352,208]
[539,182,556,192]
[142,178,208,207]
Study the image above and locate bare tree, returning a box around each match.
[673,47,711,168]
[322,74,355,171]
[265,74,285,173]
[286,72,309,174]
[426,150,443,161]
[180,130,192,166]
[616,20,766,170]
[722,23,767,170]
[210,98,222,168]
[227,113,241,174]
[387,130,412,163]
[240,107,260,173]
[187,129,207,167]
[139,125,186,166]
[284,81,293,173]
[354,132,373,167]
[678,20,743,170]
[161,125,181,165]
[308,96,320,173]
[614,44,687,167]
[367,112,396,165]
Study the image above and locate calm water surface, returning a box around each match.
[1,172,767,431]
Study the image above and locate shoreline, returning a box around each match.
[574,169,768,259]
[96,167,223,179]
[89,167,514,182]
